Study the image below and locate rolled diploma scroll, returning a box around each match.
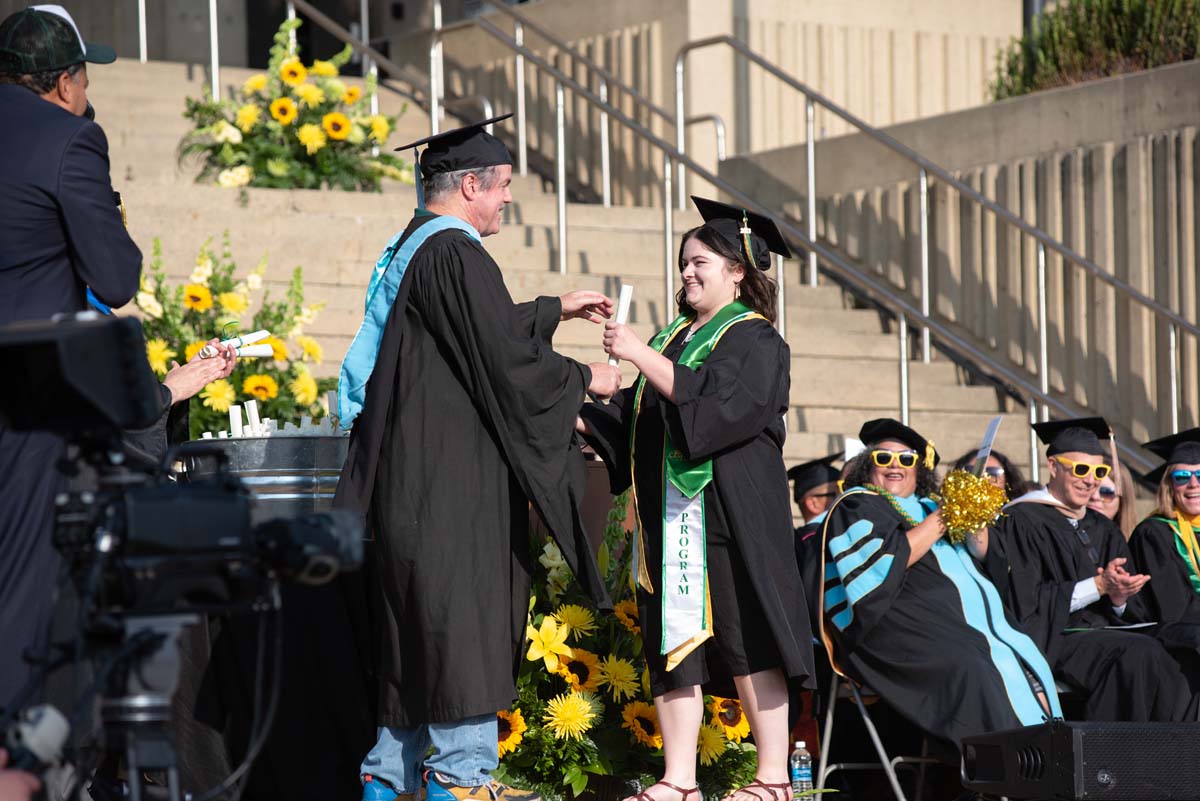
[229,404,243,438]
[245,399,261,436]
[607,284,635,368]
[236,344,275,358]
[199,329,271,359]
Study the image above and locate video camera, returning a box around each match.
[0,314,362,800]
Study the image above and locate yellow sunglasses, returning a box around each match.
[870,449,920,469]
[1053,456,1111,481]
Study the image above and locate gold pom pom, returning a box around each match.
[936,469,1008,545]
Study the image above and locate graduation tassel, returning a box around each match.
[739,210,754,269]
[414,153,425,210]
[924,440,937,471]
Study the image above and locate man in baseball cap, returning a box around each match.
[0,4,141,709]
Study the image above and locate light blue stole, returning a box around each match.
[337,214,480,427]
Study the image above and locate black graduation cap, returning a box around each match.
[394,113,514,178]
[691,196,792,271]
[1032,416,1111,457]
[1142,428,1200,468]
[858,418,940,468]
[787,454,841,503]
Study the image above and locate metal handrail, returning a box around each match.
[461,17,1159,473]
[675,34,1200,412]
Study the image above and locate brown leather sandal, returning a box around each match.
[723,780,792,801]
[626,780,700,801]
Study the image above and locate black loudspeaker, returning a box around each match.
[963,720,1200,799]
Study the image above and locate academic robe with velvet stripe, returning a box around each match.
[581,317,815,695]
[820,490,1059,750]
[334,212,610,727]
[985,503,1198,721]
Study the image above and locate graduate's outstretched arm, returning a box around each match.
[603,320,675,400]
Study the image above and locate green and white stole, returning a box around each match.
[1154,514,1200,596]
[628,300,765,670]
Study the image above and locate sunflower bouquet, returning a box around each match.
[496,493,759,801]
[136,233,336,439]
[179,18,412,191]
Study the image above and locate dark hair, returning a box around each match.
[950,448,1027,499]
[676,225,777,324]
[843,447,939,498]
[0,60,82,94]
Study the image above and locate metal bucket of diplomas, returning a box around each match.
[178,435,349,525]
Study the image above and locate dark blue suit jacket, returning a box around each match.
[0,84,141,324]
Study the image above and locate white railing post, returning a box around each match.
[599,80,612,208]
[806,96,818,287]
[1028,400,1041,484]
[664,154,675,315]
[555,81,568,274]
[429,0,443,135]
[1036,241,1049,422]
[919,168,931,363]
[673,53,686,210]
[208,0,220,101]
[898,315,910,425]
[776,253,786,340]
[138,0,147,63]
[514,21,527,176]
[286,1,296,54]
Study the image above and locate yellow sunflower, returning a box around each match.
[279,58,307,86]
[598,654,639,701]
[368,114,390,143]
[322,111,351,140]
[242,374,279,401]
[218,291,249,315]
[297,123,327,155]
[294,82,325,108]
[552,603,596,640]
[183,283,213,312]
[145,339,174,375]
[185,342,208,363]
[554,648,602,693]
[543,692,596,740]
[708,696,750,742]
[343,85,362,104]
[614,599,640,635]
[309,58,338,77]
[270,97,298,125]
[200,379,235,412]
[697,724,725,766]
[289,369,319,407]
[525,616,572,672]
[235,103,261,133]
[621,700,663,749]
[263,335,288,361]
[295,334,323,364]
[497,708,527,757]
[241,73,267,95]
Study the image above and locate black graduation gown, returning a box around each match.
[795,518,824,641]
[820,491,1058,751]
[334,213,610,727]
[1129,517,1200,626]
[582,317,815,696]
[986,502,1197,721]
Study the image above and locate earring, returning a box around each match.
[734,282,741,300]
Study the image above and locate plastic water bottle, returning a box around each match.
[789,740,813,798]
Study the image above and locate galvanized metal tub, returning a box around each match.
[178,435,349,525]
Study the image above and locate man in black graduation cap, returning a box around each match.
[978,416,1199,722]
[334,115,620,801]
[789,453,841,634]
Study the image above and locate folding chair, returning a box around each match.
[815,672,940,801]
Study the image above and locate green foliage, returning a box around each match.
[499,491,757,801]
[136,233,336,439]
[991,0,1200,99]
[178,18,413,191]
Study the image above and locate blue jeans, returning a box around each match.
[361,714,498,793]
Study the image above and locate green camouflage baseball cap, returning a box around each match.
[0,4,116,74]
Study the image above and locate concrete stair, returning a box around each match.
[89,58,1026,475]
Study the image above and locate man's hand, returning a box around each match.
[162,338,237,405]
[587,363,622,400]
[1095,557,1151,608]
[0,749,41,801]
[560,291,613,324]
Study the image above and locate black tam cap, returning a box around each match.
[1142,427,1200,469]
[1033,416,1111,456]
[858,418,939,468]
[394,113,514,177]
[691,196,792,271]
[787,454,841,503]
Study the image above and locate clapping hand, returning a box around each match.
[560,291,614,324]
[1096,557,1151,608]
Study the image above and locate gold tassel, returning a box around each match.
[924,440,936,470]
[740,210,754,267]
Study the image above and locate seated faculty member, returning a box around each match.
[335,114,621,801]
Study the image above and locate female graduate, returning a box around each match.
[580,197,815,801]
[1129,428,1200,625]
[821,419,1062,752]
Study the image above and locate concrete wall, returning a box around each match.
[719,61,1200,443]
[386,0,1020,205]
